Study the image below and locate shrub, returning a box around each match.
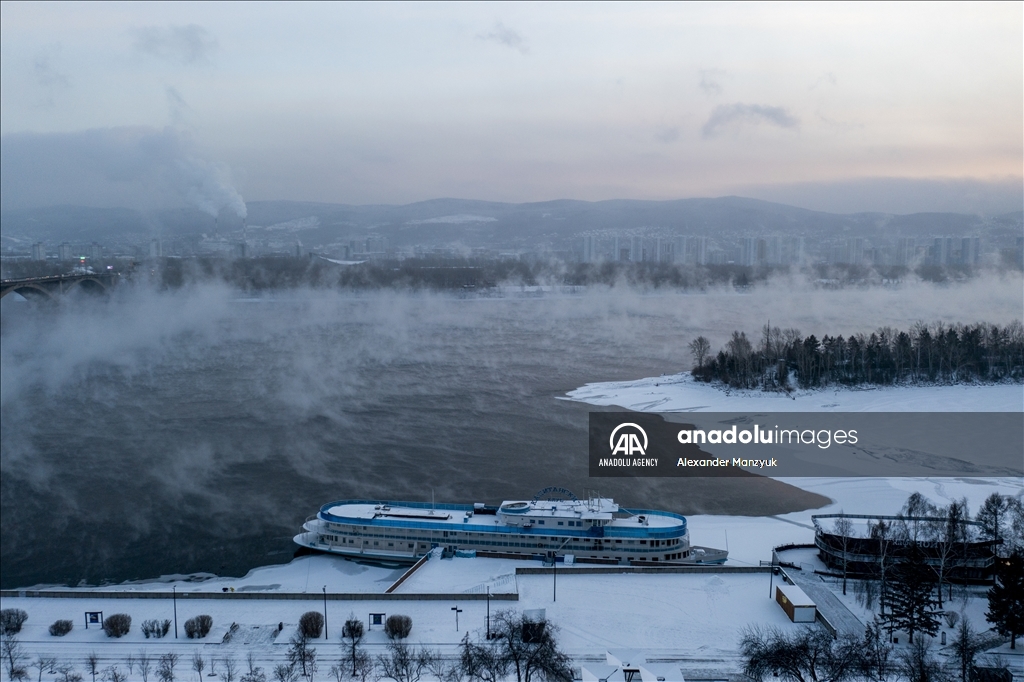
[0,608,28,635]
[49,619,73,636]
[103,613,132,638]
[298,611,324,639]
[141,619,171,638]
[184,615,213,639]
[384,614,412,640]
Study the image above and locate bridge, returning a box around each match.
[0,272,121,301]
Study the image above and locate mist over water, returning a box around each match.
[2,274,1021,588]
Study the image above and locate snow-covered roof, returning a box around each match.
[776,582,815,607]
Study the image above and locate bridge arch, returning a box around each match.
[64,277,108,295]
[0,284,55,301]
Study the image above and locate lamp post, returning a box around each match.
[553,553,557,602]
[322,586,328,640]
[172,585,178,639]
[486,586,491,640]
[451,605,463,632]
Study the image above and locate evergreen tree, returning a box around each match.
[880,546,941,643]
[986,551,1024,649]
[976,494,1012,555]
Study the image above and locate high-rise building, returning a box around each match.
[844,238,864,265]
[896,237,915,266]
[89,242,103,260]
[960,237,980,265]
[931,237,953,265]
[58,242,73,261]
[630,236,643,262]
[582,235,596,263]
[149,239,162,258]
[684,236,708,265]
[31,242,46,261]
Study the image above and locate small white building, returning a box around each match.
[775,583,816,623]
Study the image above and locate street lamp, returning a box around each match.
[322,586,328,640]
[172,585,178,639]
[451,605,463,631]
[486,587,491,640]
[553,553,557,602]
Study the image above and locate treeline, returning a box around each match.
[4,255,1014,291]
[690,321,1024,388]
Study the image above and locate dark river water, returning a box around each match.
[2,278,1019,588]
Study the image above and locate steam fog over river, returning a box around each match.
[1,275,1021,588]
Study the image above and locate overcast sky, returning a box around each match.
[1,2,1021,214]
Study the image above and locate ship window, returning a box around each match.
[557,522,564,526]
[373,541,379,545]
[615,540,621,544]
[538,521,544,525]
[388,542,394,547]
[408,543,413,548]
[640,540,647,545]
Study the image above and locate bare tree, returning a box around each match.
[896,638,943,682]
[287,633,317,680]
[488,611,573,682]
[191,654,205,682]
[341,616,365,677]
[375,643,432,682]
[948,619,999,682]
[54,666,83,682]
[740,625,862,682]
[223,659,238,682]
[423,650,463,682]
[859,624,893,682]
[157,654,179,682]
[137,653,152,682]
[85,655,100,682]
[102,667,126,682]
[832,515,854,595]
[934,499,969,608]
[32,657,56,682]
[460,633,508,682]
[272,666,296,682]
[688,336,711,369]
[0,634,28,682]
[869,519,893,620]
[241,654,266,682]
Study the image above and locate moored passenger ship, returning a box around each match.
[294,489,728,565]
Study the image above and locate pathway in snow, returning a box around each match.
[785,570,864,636]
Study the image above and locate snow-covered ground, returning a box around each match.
[563,372,1024,413]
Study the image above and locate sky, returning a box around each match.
[1,2,1021,214]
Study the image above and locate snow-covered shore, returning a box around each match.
[563,372,1024,413]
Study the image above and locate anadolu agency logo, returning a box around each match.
[609,422,648,456]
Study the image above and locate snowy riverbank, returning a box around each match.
[563,372,1024,413]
